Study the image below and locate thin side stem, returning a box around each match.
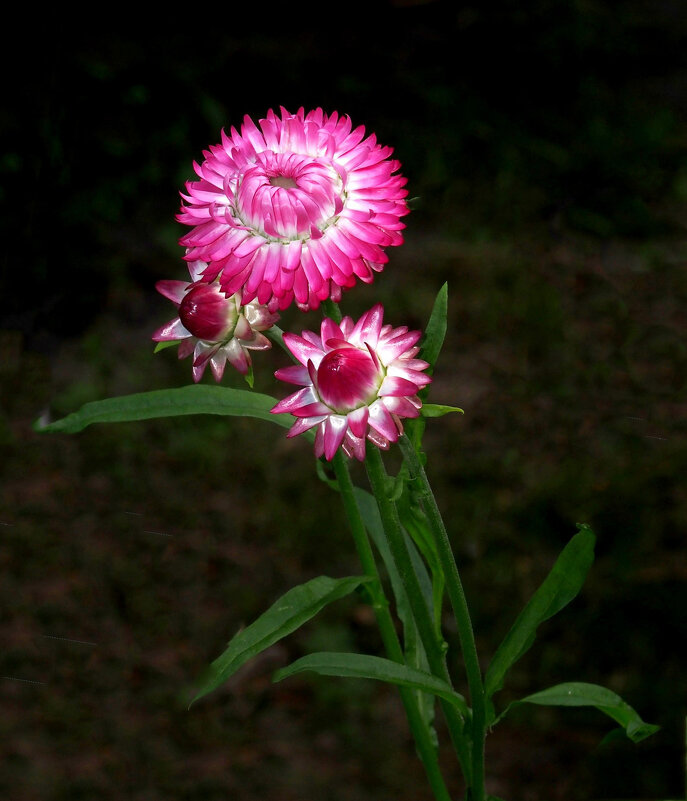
[331,452,453,801]
[398,435,486,801]
[365,446,472,788]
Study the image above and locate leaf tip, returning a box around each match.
[32,409,57,434]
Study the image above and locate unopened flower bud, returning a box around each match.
[152,263,279,383]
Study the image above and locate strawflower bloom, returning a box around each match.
[271,304,431,461]
[178,107,409,312]
[152,260,279,382]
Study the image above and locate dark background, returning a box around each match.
[2,2,687,799]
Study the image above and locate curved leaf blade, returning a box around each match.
[407,282,449,448]
[421,403,464,418]
[34,385,295,435]
[191,575,371,705]
[354,486,441,734]
[419,282,448,374]
[485,524,595,702]
[499,682,659,743]
[274,652,469,717]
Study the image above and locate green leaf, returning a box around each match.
[264,324,286,350]
[353,487,443,735]
[499,682,659,743]
[396,487,445,632]
[419,282,448,375]
[315,458,340,491]
[421,404,464,418]
[406,282,449,449]
[153,339,181,353]
[484,524,596,705]
[243,364,254,389]
[191,575,372,705]
[33,384,299,435]
[274,652,469,717]
[353,488,435,626]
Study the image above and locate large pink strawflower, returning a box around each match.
[271,304,431,461]
[177,107,409,312]
[152,260,279,382]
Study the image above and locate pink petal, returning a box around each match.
[378,375,422,398]
[155,280,189,305]
[271,386,318,415]
[367,400,400,442]
[323,415,349,461]
[274,364,310,386]
[152,318,191,341]
[282,332,325,367]
[347,406,369,438]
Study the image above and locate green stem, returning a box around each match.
[398,435,486,801]
[365,446,473,789]
[265,324,286,350]
[331,452,453,801]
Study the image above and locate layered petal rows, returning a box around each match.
[271,304,431,460]
[152,260,279,382]
[178,108,409,312]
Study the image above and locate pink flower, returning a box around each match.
[271,304,431,461]
[177,107,409,312]
[152,260,279,382]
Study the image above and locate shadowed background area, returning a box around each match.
[2,2,687,799]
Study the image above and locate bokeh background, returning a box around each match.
[2,2,687,799]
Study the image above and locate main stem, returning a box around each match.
[365,447,473,790]
[331,452,453,801]
[398,435,486,801]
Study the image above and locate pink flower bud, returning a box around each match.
[178,283,238,341]
[317,346,382,413]
[272,304,432,461]
[152,262,279,383]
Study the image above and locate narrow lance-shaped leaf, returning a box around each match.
[33,385,299,435]
[496,682,659,744]
[274,652,469,718]
[191,575,372,705]
[484,524,595,705]
[419,282,448,377]
[421,404,464,418]
[396,486,445,631]
[353,487,435,628]
[406,282,448,449]
[353,486,441,736]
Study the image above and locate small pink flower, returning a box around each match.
[271,304,431,461]
[152,260,279,382]
[177,107,409,312]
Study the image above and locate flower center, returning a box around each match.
[235,150,343,240]
[179,284,238,342]
[269,175,298,189]
[317,346,382,413]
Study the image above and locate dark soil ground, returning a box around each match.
[2,5,687,800]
